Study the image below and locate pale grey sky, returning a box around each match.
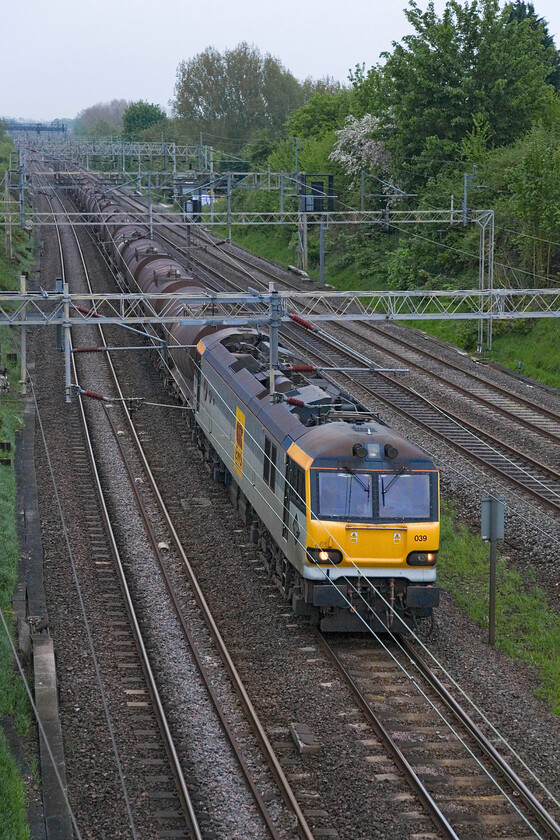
[3,0,560,121]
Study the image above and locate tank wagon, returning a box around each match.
[68,173,440,633]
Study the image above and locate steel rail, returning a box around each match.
[318,631,560,840]
[402,639,560,839]
[156,220,560,445]
[98,343,318,840]
[115,189,306,293]
[278,325,560,511]
[40,178,145,840]
[106,185,560,513]
[43,183,203,840]
[101,396,287,840]
[340,320,560,442]
[314,631,461,840]
[53,179,317,840]
[116,194,560,455]
[94,178,560,512]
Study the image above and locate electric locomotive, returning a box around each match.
[179,326,440,633]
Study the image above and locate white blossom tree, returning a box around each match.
[329,114,390,185]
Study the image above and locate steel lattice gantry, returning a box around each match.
[1,288,560,327]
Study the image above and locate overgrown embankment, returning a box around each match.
[0,125,34,840]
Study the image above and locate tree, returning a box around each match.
[172,43,305,150]
[73,99,129,136]
[506,1,560,88]
[354,0,560,184]
[329,115,390,183]
[285,89,353,139]
[122,101,167,138]
[83,120,123,139]
[505,122,560,279]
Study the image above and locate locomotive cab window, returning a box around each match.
[313,469,437,522]
[378,473,431,520]
[318,471,371,519]
[285,458,306,511]
[263,437,277,492]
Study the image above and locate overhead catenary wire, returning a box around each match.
[26,375,139,840]
[60,166,560,812]
[182,359,559,830]
[44,180,205,837]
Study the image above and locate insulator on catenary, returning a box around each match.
[82,389,112,402]
[72,346,105,354]
[286,397,305,408]
[289,313,315,331]
[74,305,101,318]
[289,364,317,372]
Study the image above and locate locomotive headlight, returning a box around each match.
[407,550,438,566]
[307,548,343,565]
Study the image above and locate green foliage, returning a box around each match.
[0,739,29,840]
[122,101,167,139]
[240,131,278,168]
[506,1,560,88]
[348,63,382,118]
[0,133,32,837]
[72,99,129,137]
[488,319,560,386]
[439,504,560,714]
[172,43,305,151]
[0,124,13,170]
[460,113,492,162]
[0,355,30,838]
[505,121,560,278]
[196,0,560,322]
[354,0,559,185]
[74,119,122,139]
[285,89,352,139]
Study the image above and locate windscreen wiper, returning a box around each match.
[342,464,370,495]
[381,466,406,505]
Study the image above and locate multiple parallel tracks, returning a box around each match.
[318,634,560,840]
[115,192,560,511]
[167,212,560,511]
[34,168,560,838]
[279,324,560,511]
[40,181,314,839]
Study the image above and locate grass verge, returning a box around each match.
[0,236,33,839]
[440,503,560,714]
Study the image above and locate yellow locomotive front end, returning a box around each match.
[294,434,440,633]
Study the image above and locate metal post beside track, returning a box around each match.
[268,283,281,397]
[63,282,72,403]
[481,494,505,646]
[19,274,27,396]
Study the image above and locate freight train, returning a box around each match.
[64,171,440,633]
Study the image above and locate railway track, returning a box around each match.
[108,190,560,512]
[125,202,560,512]
[148,204,560,456]
[37,178,316,839]
[35,157,560,840]
[145,205,560,510]
[279,322,560,511]
[336,320,560,442]
[42,182,202,838]
[317,633,560,840]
